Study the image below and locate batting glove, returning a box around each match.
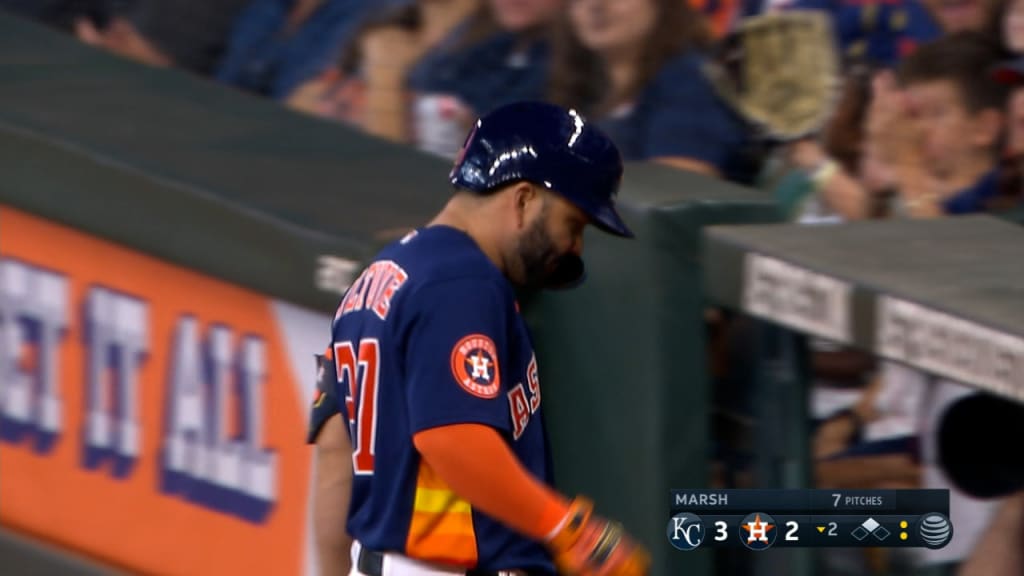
[547,497,651,576]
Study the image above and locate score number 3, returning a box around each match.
[715,521,728,541]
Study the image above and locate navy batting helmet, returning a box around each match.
[449,101,633,238]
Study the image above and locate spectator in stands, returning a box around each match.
[689,0,741,39]
[790,33,1015,219]
[813,368,924,491]
[923,0,1001,34]
[213,0,372,99]
[992,57,1024,209]
[774,63,885,222]
[74,0,252,74]
[998,0,1024,53]
[549,0,761,184]
[867,33,1009,218]
[290,0,555,155]
[285,2,412,131]
[780,0,942,68]
[975,1,1024,211]
[285,0,482,145]
[779,36,1016,222]
[405,0,560,157]
[773,0,1001,68]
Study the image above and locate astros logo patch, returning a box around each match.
[450,334,501,398]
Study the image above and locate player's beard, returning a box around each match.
[513,210,561,291]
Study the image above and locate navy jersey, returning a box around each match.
[596,51,762,186]
[942,170,1000,215]
[784,0,941,68]
[312,225,555,573]
[406,30,550,117]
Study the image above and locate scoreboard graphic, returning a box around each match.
[667,490,951,551]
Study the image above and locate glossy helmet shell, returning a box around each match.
[449,101,633,238]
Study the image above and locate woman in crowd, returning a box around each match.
[549,0,761,184]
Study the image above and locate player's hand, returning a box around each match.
[547,497,650,576]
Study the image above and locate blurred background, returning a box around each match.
[0,0,1022,575]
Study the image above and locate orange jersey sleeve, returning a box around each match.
[412,423,569,542]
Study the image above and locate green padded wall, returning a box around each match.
[524,164,781,576]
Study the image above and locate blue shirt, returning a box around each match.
[321,226,555,573]
[787,0,941,67]
[214,0,368,99]
[597,51,761,185]
[943,170,1000,214]
[406,30,550,115]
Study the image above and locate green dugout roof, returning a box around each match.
[704,215,1024,404]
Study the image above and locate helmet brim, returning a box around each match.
[591,203,634,238]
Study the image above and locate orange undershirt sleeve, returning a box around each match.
[412,423,570,542]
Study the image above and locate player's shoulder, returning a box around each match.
[340,225,512,319]
[381,226,508,290]
[334,226,511,325]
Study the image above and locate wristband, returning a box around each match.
[810,159,839,189]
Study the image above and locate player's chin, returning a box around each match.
[516,268,560,293]
[542,254,585,290]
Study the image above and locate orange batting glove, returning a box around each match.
[546,497,651,576]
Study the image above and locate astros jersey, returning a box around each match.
[783,0,941,67]
[309,225,555,573]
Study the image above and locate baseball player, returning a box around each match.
[308,101,650,576]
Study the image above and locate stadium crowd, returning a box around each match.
[3,1,1022,574]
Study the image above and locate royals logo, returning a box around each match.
[667,513,705,551]
[450,334,501,399]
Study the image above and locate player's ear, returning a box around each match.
[512,182,538,230]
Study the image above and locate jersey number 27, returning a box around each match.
[334,339,380,475]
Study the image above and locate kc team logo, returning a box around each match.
[451,334,501,398]
[740,512,777,550]
[667,512,705,551]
